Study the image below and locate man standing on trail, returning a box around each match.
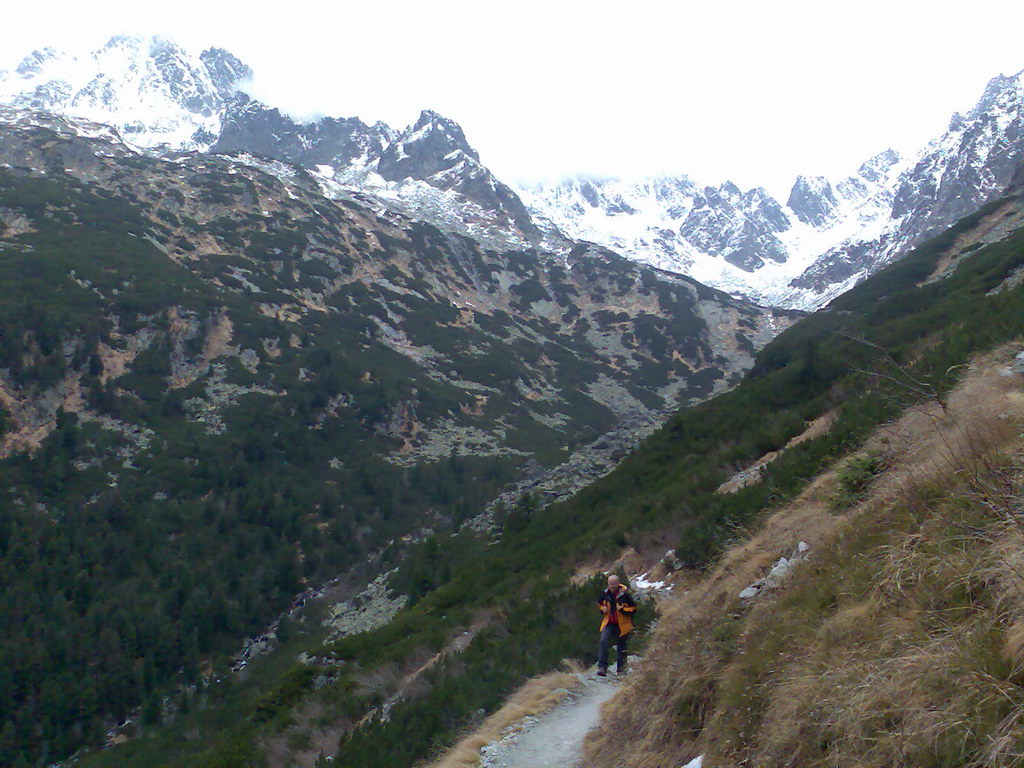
[596,574,636,676]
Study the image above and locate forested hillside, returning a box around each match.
[52,189,1024,767]
[0,113,788,766]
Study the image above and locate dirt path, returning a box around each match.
[478,671,622,768]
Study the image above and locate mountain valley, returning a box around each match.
[0,33,1023,768]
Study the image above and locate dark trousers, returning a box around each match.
[598,624,628,672]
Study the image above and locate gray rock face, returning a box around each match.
[681,183,790,271]
[214,102,540,239]
[744,187,791,232]
[213,93,394,167]
[891,73,1024,235]
[149,39,241,116]
[377,109,480,179]
[856,149,901,184]
[375,110,538,236]
[322,571,407,640]
[787,237,879,292]
[738,541,810,600]
[787,175,838,228]
[199,47,252,95]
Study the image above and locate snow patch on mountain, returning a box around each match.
[314,163,553,253]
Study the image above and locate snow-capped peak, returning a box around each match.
[14,46,61,76]
[519,65,1024,310]
[377,109,481,182]
[0,35,1021,314]
[970,71,1024,121]
[0,35,251,150]
[374,114,457,180]
[407,109,479,158]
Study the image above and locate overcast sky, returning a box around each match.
[3,0,1023,198]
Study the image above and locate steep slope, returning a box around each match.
[217,103,547,250]
[792,71,1024,301]
[441,336,1024,768]
[212,92,395,171]
[585,347,1024,768]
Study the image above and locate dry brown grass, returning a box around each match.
[749,614,1020,766]
[579,475,844,768]
[582,344,1024,768]
[426,660,584,768]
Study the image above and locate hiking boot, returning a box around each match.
[616,665,627,676]
[596,668,607,677]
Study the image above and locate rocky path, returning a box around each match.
[478,670,622,768]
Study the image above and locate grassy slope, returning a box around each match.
[585,346,1024,768]
[575,197,1024,767]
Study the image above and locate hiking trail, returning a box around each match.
[477,669,622,768]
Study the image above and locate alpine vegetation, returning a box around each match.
[0,31,1023,768]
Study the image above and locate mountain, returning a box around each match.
[0,104,791,499]
[2,34,1023,767]
[212,92,395,171]
[0,35,250,149]
[521,73,1024,309]
[517,154,898,308]
[0,100,796,765]
[793,72,1024,298]
[0,36,545,251]
[216,101,544,248]
[4,37,1021,312]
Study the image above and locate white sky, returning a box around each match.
[2,0,1023,199]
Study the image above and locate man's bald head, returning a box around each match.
[607,574,621,588]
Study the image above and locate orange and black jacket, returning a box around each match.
[597,586,637,635]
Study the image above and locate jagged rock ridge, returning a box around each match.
[0,35,250,148]
[522,74,1024,309]
[5,36,1022,311]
